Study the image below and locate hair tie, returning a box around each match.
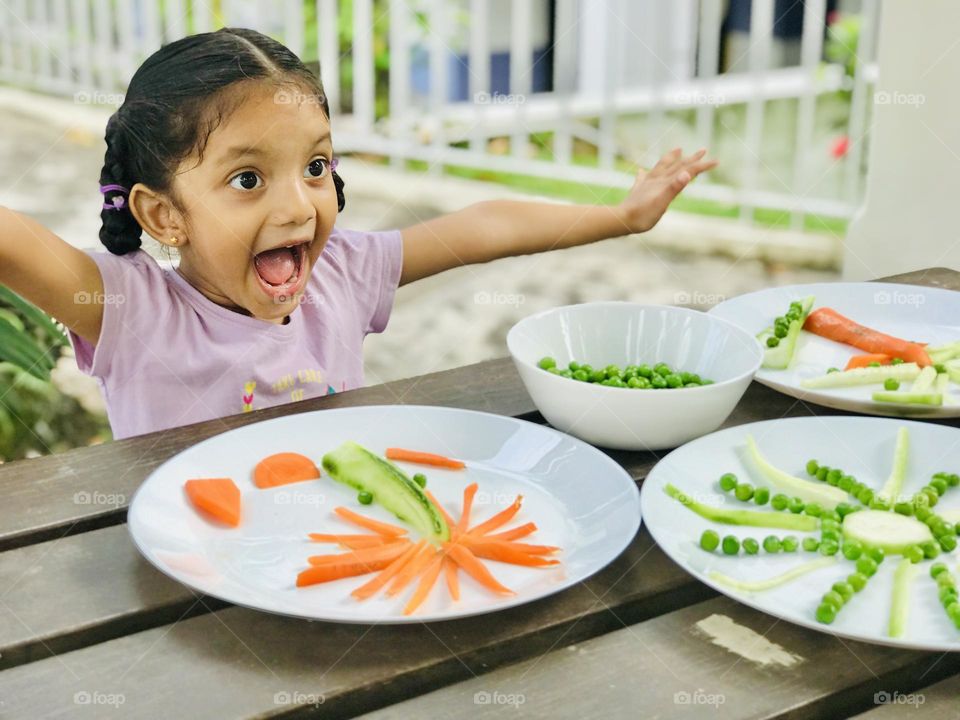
[100,183,129,211]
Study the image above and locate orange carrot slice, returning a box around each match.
[468,495,523,536]
[352,540,426,600]
[461,537,559,555]
[485,522,538,542]
[385,447,466,470]
[425,490,457,531]
[403,554,444,615]
[456,483,479,534]
[308,542,410,567]
[844,353,892,371]
[803,308,932,367]
[444,543,515,595]
[253,452,321,488]
[184,478,241,527]
[443,556,460,601]
[334,507,408,537]
[308,533,395,549]
[387,543,439,597]
[296,558,398,587]
[461,540,560,567]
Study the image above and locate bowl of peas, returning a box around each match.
[506,302,763,450]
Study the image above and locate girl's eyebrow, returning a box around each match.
[221,132,331,162]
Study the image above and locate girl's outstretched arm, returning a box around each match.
[399,147,716,286]
[0,207,105,345]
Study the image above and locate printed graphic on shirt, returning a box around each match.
[242,381,256,412]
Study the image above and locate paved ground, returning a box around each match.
[0,104,838,422]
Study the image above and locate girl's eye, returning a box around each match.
[229,171,263,191]
[304,157,329,179]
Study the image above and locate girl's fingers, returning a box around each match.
[688,158,719,177]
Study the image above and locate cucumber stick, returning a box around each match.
[872,391,943,406]
[842,510,933,554]
[911,365,938,393]
[709,557,839,594]
[663,483,818,531]
[322,441,450,542]
[744,435,848,509]
[801,363,921,389]
[759,296,815,370]
[878,427,909,503]
[888,558,917,639]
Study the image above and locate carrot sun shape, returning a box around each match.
[803,308,932,367]
[184,478,241,527]
[384,447,466,470]
[334,507,408,537]
[253,452,321,488]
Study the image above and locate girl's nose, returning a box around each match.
[273,176,315,227]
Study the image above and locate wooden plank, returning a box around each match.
[356,595,960,720]
[0,527,716,718]
[0,358,537,551]
[851,672,960,718]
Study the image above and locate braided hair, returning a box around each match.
[98,27,345,255]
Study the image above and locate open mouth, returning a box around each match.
[252,241,310,300]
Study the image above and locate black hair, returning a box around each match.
[99,27,345,255]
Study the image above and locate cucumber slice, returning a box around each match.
[322,441,450,542]
[760,296,815,370]
[872,391,943,406]
[663,483,818,531]
[911,365,938,393]
[744,435,848,509]
[842,509,933,554]
[709,556,839,594]
[801,363,921,389]
[878,427,910,504]
[927,340,960,362]
[888,558,917,639]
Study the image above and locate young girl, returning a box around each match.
[0,27,715,440]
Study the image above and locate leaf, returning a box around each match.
[0,317,54,380]
[0,285,67,346]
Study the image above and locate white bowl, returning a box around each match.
[506,302,764,451]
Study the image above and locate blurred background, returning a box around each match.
[0,0,881,459]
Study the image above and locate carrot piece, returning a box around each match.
[461,537,559,555]
[308,542,410,567]
[444,543,515,595]
[334,507,408,537]
[485,522,538,542]
[385,447,466,470]
[308,533,394,549]
[460,540,560,567]
[352,540,426,601]
[253,452,321,488]
[803,308,932,367]
[456,483,479,534]
[443,556,460,601]
[403,554,444,615]
[387,543,439,597]
[184,478,241,527]
[424,490,457,530]
[844,353,891,371]
[467,495,523,536]
[296,558,397,587]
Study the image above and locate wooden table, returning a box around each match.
[2,268,959,719]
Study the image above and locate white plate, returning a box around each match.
[641,416,960,651]
[708,282,960,418]
[127,405,641,623]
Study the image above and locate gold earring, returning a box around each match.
[169,237,179,246]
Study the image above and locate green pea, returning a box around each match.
[763,536,781,553]
[833,582,854,602]
[847,572,868,592]
[819,539,839,556]
[856,487,874,505]
[816,466,831,482]
[939,534,957,552]
[835,503,856,518]
[802,537,820,552]
[806,459,819,476]
[841,540,863,561]
[826,468,843,486]
[665,373,684,388]
[884,378,900,391]
[804,503,822,517]
[771,494,789,511]
[948,603,960,628]
[890,357,905,365]
[893,501,914,516]
[782,535,799,552]
[766,336,780,348]
[816,602,837,624]
[922,541,940,559]
[568,361,581,372]
[822,590,845,609]
[538,356,557,370]
[827,367,840,374]
[904,545,925,564]
[838,475,855,492]
[734,483,755,502]
[742,537,760,555]
[589,369,606,383]
[412,473,427,488]
[650,375,667,389]
[753,487,770,506]
[930,563,949,579]
[700,529,720,552]
[654,363,671,377]
[866,547,885,564]
[637,364,653,378]
[788,497,805,514]
[856,556,878,576]
[930,478,949,496]
[721,535,740,555]
[869,496,890,511]
[358,491,373,505]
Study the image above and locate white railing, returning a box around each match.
[0,0,880,229]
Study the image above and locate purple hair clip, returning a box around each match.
[99,183,129,211]
[330,157,339,173]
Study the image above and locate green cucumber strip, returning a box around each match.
[801,363,921,389]
[761,296,815,370]
[663,483,818,531]
[744,435,848,509]
[927,340,960,360]
[911,365,938,393]
[872,391,943,406]
[878,427,910,503]
[709,556,840,593]
[888,558,917,638]
[842,509,934,554]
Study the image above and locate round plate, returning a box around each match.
[641,416,960,651]
[708,282,960,417]
[127,405,641,623]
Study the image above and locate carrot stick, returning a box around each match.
[803,308,932,366]
[184,478,241,527]
[443,556,460,601]
[253,452,320,488]
[461,537,559,555]
[461,540,560,567]
[403,554,444,615]
[485,522,538,542]
[444,543,515,595]
[352,540,426,601]
[296,557,398,587]
[385,447,466,470]
[387,543,439,597]
[424,490,457,530]
[456,483,479,534]
[334,507,408,537]
[844,353,891,371]
[308,542,410,567]
[467,495,523,536]
[308,533,395,549]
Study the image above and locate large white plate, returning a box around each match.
[641,416,960,651]
[708,282,960,417]
[127,405,641,623]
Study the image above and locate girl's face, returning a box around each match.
[172,82,338,323]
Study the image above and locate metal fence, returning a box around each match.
[0,0,880,228]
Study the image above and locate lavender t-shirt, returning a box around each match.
[69,226,403,439]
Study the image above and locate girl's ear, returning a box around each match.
[128,183,187,249]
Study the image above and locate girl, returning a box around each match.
[0,27,715,440]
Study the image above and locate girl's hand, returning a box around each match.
[618,148,718,234]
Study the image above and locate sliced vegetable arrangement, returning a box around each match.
[664,429,960,638]
[537,357,713,389]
